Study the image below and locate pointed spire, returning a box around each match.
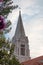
[14,11,25,39]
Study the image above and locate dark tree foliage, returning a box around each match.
[0,0,18,16]
[0,37,21,65]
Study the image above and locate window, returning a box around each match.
[18,48,19,55]
[21,44,25,56]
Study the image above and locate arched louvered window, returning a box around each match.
[21,44,25,56]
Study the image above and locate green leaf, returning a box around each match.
[6,20,11,28]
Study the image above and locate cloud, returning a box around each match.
[22,16,43,58]
[28,18,43,58]
[35,0,43,7]
[13,0,40,16]
[7,9,19,23]
[7,0,43,58]
[13,0,35,8]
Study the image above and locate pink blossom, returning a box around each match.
[0,15,5,30]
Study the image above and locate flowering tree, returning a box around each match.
[0,0,18,33]
[0,0,18,16]
[0,0,21,65]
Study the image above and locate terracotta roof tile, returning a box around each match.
[21,56,43,65]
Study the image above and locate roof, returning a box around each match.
[14,11,25,39]
[21,56,43,65]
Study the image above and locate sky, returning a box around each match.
[7,0,43,58]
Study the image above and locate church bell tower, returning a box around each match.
[12,11,30,62]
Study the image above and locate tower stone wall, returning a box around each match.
[12,11,30,62]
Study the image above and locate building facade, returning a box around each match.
[12,11,30,62]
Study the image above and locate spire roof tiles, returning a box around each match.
[14,11,25,39]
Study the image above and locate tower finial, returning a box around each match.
[19,10,21,15]
[18,3,21,15]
